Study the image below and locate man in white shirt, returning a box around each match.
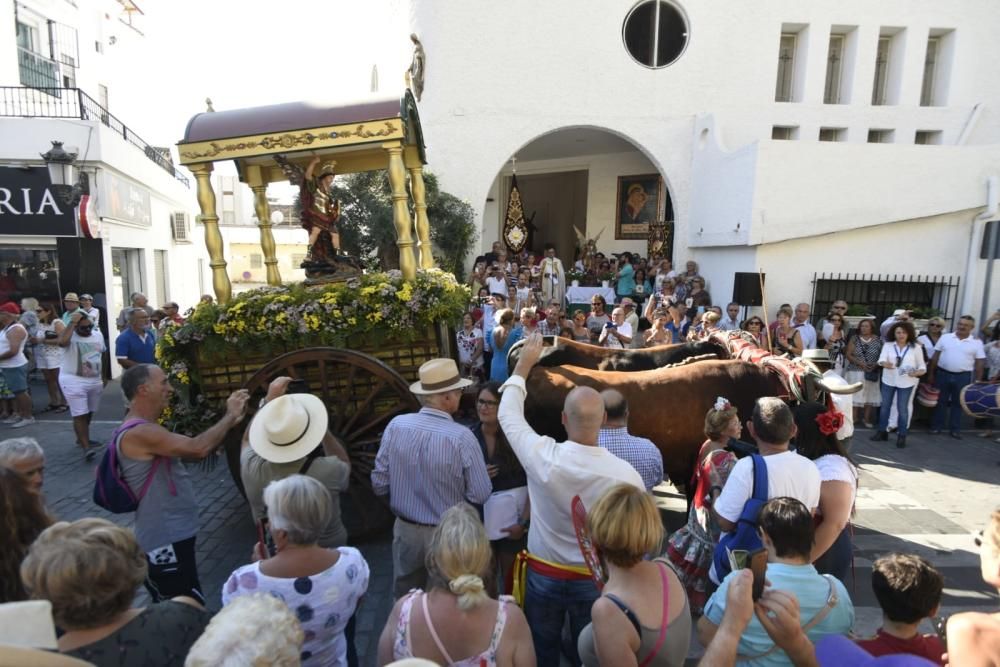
[711,396,821,584]
[499,333,644,666]
[793,303,818,349]
[599,307,633,349]
[928,315,986,438]
[803,349,855,451]
[79,294,100,327]
[719,302,741,331]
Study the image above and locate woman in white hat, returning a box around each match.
[223,475,370,667]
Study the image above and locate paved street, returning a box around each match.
[22,376,1000,666]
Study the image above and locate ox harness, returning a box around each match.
[703,331,819,404]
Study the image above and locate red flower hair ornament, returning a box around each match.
[815,409,844,436]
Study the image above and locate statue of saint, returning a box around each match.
[275,154,361,280]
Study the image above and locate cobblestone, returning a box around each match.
[22,379,394,666]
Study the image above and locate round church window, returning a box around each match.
[622,0,689,68]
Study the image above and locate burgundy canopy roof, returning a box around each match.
[181,96,405,144]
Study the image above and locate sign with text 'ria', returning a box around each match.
[0,166,77,236]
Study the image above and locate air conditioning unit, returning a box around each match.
[171,212,188,241]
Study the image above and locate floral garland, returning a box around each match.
[156,269,470,434]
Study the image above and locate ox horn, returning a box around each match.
[816,379,863,395]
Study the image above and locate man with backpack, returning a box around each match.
[709,397,821,586]
[110,363,248,603]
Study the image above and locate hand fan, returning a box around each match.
[571,495,606,590]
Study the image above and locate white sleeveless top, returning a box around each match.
[0,323,28,368]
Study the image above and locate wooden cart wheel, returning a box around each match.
[224,347,419,543]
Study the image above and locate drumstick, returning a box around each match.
[759,270,772,353]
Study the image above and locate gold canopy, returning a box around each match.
[177,91,433,302]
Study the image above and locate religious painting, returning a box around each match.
[615,174,663,240]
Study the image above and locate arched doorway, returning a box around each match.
[483,126,674,268]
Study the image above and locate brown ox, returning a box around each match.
[508,335,727,373]
[522,359,830,488]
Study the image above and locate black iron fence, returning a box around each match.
[811,272,961,325]
[0,85,189,188]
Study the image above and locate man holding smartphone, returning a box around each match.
[599,307,632,349]
[242,376,351,550]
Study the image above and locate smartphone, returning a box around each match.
[932,615,948,650]
[257,518,276,558]
[749,548,768,601]
[287,378,310,395]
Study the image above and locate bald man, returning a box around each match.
[499,332,644,666]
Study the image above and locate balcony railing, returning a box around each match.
[0,85,190,187]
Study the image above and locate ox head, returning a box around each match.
[800,362,863,405]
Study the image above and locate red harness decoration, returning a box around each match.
[701,331,813,402]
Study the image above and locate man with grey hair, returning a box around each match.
[793,303,818,350]
[597,389,663,490]
[710,396,821,584]
[499,333,644,665]
[115,308,156,369]
[0,436,44,493]
[116,292,153,331]
[372,357,491,597]
[117,363,249,604]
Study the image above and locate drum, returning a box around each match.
[959,381,1000,418]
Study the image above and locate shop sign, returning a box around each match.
[0,166,77,236]
[100,171,152,226]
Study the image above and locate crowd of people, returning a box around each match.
[0,245,999,665]
[0,290,197,460]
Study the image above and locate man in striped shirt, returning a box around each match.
[597,390,664,491]
[372,358,492,598]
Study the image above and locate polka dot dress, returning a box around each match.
[223,547,370,666]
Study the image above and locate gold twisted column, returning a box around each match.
[386,144,417,280]
[190,163,231,303]
[251,184,282,285]
[408,164,434,269]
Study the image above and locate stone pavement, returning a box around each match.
[19,377,394,667]
[21,374,1000,666]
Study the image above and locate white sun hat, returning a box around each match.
[409,358,473,395]
[248,394,329,463]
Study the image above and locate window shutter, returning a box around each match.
[171,212,188,241]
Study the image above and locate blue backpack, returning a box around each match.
[713,453,768,580]
[93,419,173,513]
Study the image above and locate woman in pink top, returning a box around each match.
[376,503,535,666]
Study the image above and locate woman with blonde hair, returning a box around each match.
[377,503,535,666]
[185,593,303,667]
[666,398,741,614]
[20,517,210,665]
[578,484,690,666]
[485,308,521,383]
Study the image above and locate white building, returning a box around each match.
[408,0,1000,323]
[0,0,205,373]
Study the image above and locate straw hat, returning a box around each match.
[801,349,831,363]
[409,358,472,395]
[248,394,329,464]
[63,293,79,302]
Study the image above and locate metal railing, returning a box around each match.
[811,272,961,326]
[0,85,189,187]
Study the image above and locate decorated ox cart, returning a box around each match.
[168,93,470,541]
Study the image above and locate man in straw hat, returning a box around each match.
[117,363,249,604]
[498,333,644,665]
[242,376,351,549]
[802,348,854,450]
[372,357,492,598]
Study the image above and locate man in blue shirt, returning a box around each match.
[115,308,156,369]
[697,497,854,666]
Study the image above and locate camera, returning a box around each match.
[605,322,616,329]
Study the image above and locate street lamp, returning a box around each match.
[40,140,89,207]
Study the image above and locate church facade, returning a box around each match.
[408,0,1000,320]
